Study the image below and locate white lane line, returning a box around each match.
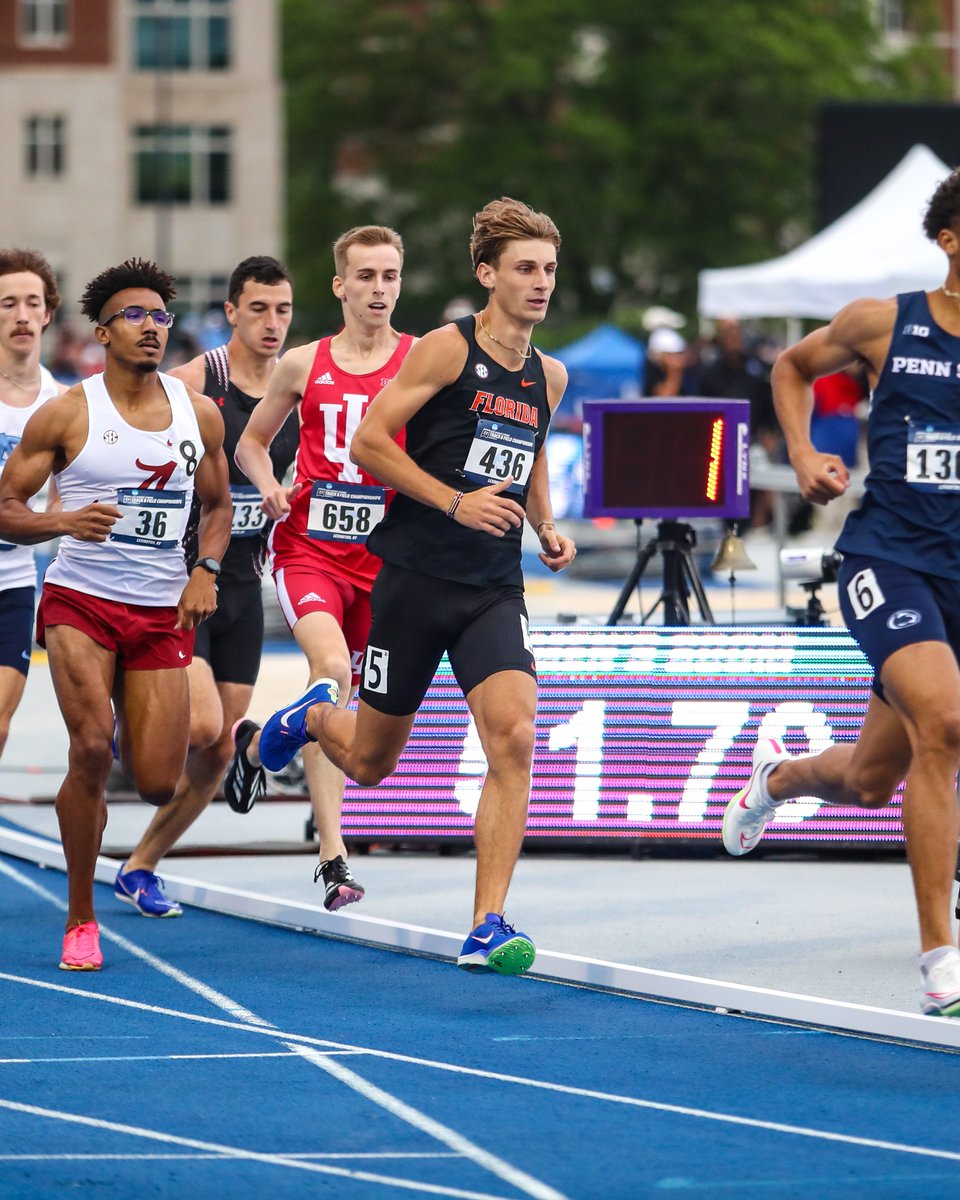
[0,1152,460,1162]
[0,1052,296,1065]
[1,868,566,1198]
[0,860,271,1027]
[2,969,959,1168]
[0,1099,510,1200]
[287,1044,567,1200]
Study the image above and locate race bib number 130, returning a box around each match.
[906,421,960,492]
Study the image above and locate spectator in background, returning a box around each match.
[810,366,867,468]
[642,327,700,396]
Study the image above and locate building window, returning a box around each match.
[25,115,66,178]
[134,0,231,71]
[19,0,69,45]
[134,125,231,205]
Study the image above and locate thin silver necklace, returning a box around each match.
[477,313,532,361]
[0,365,40,391]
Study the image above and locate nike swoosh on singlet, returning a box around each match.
[521,380,536,388]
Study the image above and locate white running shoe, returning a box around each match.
[722,736,791,857]
[921,949,960,1017]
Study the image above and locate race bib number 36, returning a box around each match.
[111,488,187,548]
[906,421,960,492]
[462,419,535,495]
[308,481,385,543]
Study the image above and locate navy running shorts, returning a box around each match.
[359,562,536,716]
[838,552,960,700]
[0,585,35,676]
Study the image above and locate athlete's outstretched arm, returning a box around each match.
[177,394,231,630]
[351,326,526,537]
[773,297,892,505]
[235,345,307,519]
[0,391,119,544]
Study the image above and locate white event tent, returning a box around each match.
[697,143,952,320]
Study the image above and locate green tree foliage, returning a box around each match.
[283,0,946,335]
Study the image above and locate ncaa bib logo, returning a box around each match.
[474,363,489,379]
[887,609,921,630]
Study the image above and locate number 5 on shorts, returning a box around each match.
[847,568,885,620]
[363,645,389,694]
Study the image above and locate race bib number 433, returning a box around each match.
[308,481,385,543]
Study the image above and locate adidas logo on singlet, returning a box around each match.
[314,372,335,385]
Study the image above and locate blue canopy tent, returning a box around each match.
[553,324,645,421]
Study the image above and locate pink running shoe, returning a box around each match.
[59,921,103,971]
[722,736,791,856]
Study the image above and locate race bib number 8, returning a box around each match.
[308,481,385,543]
[906,422,960,492]
[230,484,267,537]
[110,488,187,548]
[462,419,535,495]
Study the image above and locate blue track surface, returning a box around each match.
[1,853,958,1199]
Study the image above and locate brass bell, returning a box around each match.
[711,533,756,573]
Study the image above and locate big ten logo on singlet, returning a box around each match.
[230,484,267,537]
[905,421,960,492]
[307,481,385,543]
[319,393,370,484]
[462,419,535,495]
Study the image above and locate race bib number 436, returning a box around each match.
[462,419,535,495]
[307,481,385,543]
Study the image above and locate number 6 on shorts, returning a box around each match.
[847,568,885,620]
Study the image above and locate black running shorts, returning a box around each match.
[192,579,264,686]
[0,585,35,677]
[359,562,536,716]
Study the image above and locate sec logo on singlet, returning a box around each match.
[887,609,921,630]
[474,363,489,379]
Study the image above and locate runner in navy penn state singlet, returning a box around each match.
[0,249,67,763]
[722,166,960,1017]
[255,198,577,977]
[115,257,297,919]
[0,258,231,971]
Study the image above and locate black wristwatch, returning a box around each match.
[194,557,221,577]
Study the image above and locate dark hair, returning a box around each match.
[0,247,60,315]
[227,255,292,305]
[469,197,561,271]
[80,258,176,323]
[923,169,960,240]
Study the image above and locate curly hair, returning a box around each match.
[80,258,176,323]
[0,247,60,315]
[469,197,561,271]
[227,255,292,306]
[923,168,960,240]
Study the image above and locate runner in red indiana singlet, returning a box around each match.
[227,225,414,910]
[0,259,231,971]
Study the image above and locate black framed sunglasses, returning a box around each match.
[100,306,175,329]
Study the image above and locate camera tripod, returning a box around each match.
[607,519,715,626]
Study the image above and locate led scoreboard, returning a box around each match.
[581,398,751,520]
[341,627,904,849]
